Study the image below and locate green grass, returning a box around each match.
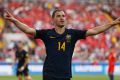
[0,75,119,80]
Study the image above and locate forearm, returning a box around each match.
[86,21,117,36]
[94,22,115,34]
[12,19,34,34]
[4,10,35,34]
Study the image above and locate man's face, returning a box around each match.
[53,11,66,28]
[17,42,24,49]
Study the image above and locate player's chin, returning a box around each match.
[59,24,65,28]
[59,23,65,27]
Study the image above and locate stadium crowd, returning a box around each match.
[0,0,120,63]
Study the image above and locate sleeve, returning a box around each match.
[23,51,29,58]
[34,30,47,40]
[25,53,29,58]
[74,30,87,40]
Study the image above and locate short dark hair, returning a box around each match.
[17,41,24,45]
[52,9,65,18]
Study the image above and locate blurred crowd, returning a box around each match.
[0,0,120,63]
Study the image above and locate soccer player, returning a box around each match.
[14,41,32,80]
[108,48,116,80]
[4,9,120,80]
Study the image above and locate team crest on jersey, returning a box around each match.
[66,34,71,42]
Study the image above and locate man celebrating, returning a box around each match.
[4,9,120,80]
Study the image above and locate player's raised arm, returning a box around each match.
[4,10,36,35]
[86,17,120,37]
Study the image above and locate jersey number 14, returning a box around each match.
[58,42,65,51]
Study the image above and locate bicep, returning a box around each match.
[26,28,36,35]
[86,29,97,37]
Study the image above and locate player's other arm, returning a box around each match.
[4,10,35,35]
[19,56,29,71]
[86,17,120,37]
[23,57,29,68]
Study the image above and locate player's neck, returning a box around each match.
[55,26,65,35]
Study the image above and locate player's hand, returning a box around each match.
[4,9,17,22]
[18,66,24,72]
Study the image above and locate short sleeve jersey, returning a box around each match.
[15,50,28,68]
[35,28,87,78]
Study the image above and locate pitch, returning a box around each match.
[0,75,119,80]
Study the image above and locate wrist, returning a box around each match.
[112,20,120,25]
[12,19,19,23]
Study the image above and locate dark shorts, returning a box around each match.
[16,68,29,76]
[43,75,71,80]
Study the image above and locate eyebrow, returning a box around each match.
[56,14,65,17]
